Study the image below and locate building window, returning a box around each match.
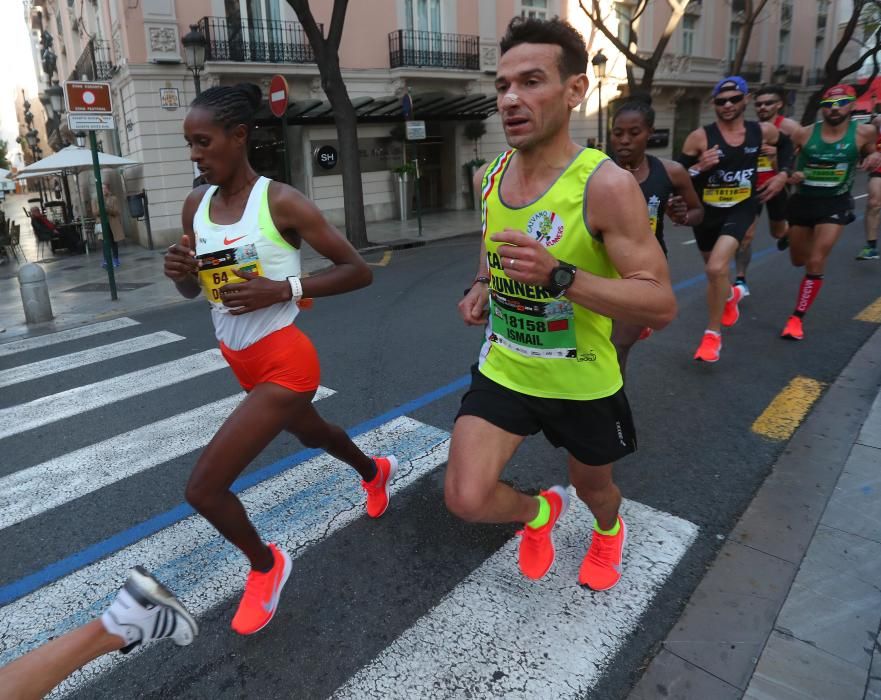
[520,0,549,20]
[728,22,741,62]
[615,3,633,46]
[777,30,790,65]
[682,15,696,56]
[406,0,442,33]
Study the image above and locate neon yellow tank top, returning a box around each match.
[478,148,623,400]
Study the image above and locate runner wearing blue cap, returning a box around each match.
[678,76,789,363]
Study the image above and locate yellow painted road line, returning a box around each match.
[855,296,881,323]
[367,250,393,267]
[752,376,827,441]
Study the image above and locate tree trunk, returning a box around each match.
[320,53,369,248]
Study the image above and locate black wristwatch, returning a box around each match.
[547,263,577,298]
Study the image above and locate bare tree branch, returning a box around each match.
[731,0,770,75]
[326,0,348,51]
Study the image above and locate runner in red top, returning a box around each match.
[735,85,798,294]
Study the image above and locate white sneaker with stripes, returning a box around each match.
[100,566,198,653]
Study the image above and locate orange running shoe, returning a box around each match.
[721,285,745,327]
[579,515,627,591]
[231,543,291,635]
[693,331,721,362]
[517,486,569,580]
[362,456,397,518]
[781,315,804,341]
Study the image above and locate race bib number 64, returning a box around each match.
[197,244,263,305]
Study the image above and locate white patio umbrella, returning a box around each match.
[14,145,138,177]
[14,146,140,252]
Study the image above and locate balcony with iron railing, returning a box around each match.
[807,68,826,85]
[389,29,479,70]
[773,64,804,85]
[69,38,113,81]
[729,60,762,82]
[196,16,318,64]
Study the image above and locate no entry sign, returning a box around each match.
[269,75,289,118]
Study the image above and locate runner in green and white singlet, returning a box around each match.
[780,84,881,341]
[448,16,675,592]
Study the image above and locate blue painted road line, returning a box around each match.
[0,239,794,606]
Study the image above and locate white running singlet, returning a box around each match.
[193,176,301,350]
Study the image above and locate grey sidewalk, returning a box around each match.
[0,192,479,341]
[630,325,881,700]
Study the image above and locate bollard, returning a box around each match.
[18,263,53,324]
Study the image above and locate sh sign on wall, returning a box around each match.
[64,81,114,130]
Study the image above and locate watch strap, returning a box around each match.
[287,276,303,303]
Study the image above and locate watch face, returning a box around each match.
[553,267,575,287]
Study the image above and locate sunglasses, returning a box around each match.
[714,94,745,106]
[754,99,779,108]
[820,97,854,109]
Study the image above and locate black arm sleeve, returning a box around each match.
[776,133,795,173]
[677,152,699,169]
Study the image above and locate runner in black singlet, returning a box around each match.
[609,97,702,373]
[679,76,788,363]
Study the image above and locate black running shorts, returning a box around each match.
[786,193,854,228]
[756,188,788,223]
[456,364,637,466]
[692,201,757,252]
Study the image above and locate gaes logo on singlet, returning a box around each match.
[526,210,564,247]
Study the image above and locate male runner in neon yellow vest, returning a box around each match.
[446,16,676,591]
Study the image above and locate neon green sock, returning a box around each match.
[526,495,550,529]
[594,517,620,536]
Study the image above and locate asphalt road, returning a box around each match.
[1,191,880,699]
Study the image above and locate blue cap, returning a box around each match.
[712,76,748,97]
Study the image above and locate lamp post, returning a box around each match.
[181,24,207,96]
[46,81,64,117]
[592,50,608,151]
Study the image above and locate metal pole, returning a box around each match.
[142,189,154,250]
[281,115,291,185]
[413,157,423,238]
[194,71,201,96]
[597,80,603,152]
[89,130,118,300]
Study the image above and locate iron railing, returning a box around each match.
[69,38,113,81]
[389,29,479,70]
[729,60,762,82]
[197,16,317,64]
[773,64,804,85]
[806,68,826,85]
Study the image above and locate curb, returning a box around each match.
[628,323,881,699]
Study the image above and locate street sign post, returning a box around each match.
[270,75,291,185]
[64,80,117,300]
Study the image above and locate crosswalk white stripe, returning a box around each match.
[0,416,451,697]
[0,349,228,440]
[0,386,336,532]
[0,331,185,389]
[334,494,699,700]
[0,318,140,358]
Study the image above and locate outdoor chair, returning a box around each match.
[31,217,56,259]
[10,222,25,262]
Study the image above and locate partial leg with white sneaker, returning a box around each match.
[0,567,197,700]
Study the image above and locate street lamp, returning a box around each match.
[591,50,608,151]
[181,24,207,96]
[25,129,37,150]
[46,81,64,117]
